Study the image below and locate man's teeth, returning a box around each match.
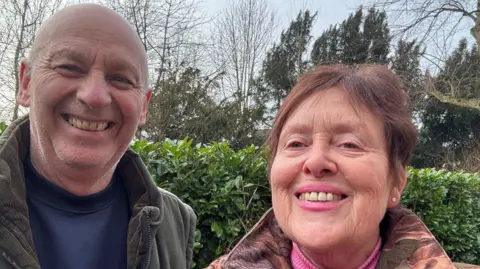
[299,192,343,202]
[68,116,108,131]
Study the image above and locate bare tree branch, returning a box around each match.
[210,0,276,112]
[371,0,480,110]
[0,0,62,121]
[425,76,480,110]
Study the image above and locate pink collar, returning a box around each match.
[291,237,382,269]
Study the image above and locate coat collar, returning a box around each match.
[0,115,162,269]
[0,116,36,269]
[211,207,456,269]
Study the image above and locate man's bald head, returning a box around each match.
[17,4,153,196]
[28,3,149,90]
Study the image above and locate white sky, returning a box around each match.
[201,0,474,71]
[201,0,364,34]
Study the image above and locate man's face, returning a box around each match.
[18,11,150,172]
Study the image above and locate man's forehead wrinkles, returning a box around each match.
[44,45,141,78]
[46,46,91,62]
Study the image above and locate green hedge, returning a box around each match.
[130,138,272,268]
[131,138,480,267]
[0,121,7,136]
[403,168,480,262]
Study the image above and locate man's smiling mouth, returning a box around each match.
[63,114,113,132]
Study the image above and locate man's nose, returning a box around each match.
[77,72,111,110]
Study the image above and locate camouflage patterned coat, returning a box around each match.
[207,207,479,269]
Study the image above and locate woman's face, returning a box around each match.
[270,87,405,259]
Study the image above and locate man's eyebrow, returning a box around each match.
[105,57,141,81]
[106,57,138,72]
[46,48,88,63]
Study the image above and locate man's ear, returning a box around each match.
[388,166,408,208]
[138,89,152,127]
[18,59,32,107]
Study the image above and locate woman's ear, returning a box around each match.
[388,166,408,208]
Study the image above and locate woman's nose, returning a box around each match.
[302,145,338,178]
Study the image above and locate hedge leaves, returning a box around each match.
[136,139,480,267]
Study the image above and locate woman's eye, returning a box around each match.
[342,143,359,149]
[288,141,305,148]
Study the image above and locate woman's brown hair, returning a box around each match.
[266,64,418,183]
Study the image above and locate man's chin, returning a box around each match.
[57,151,115,171]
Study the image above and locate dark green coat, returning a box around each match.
[0,116,197,269]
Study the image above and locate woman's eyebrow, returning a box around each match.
[330,121,363,134]
[282,120,367,138]
[281,123,311,137]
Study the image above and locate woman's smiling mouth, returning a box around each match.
[297,192,347,202]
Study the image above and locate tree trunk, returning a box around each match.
[476,0,479,56]
[11,0,28,122]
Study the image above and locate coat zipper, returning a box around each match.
[142,211,152,269]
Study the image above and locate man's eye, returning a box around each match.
[110,75,133,85]
[58,64,82,73]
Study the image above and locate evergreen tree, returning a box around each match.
[338,8,368,64]
[143,67,225,143]
[363,7,390,64]
[255,10,317,118]
[311,25,340,65]
[311,7,391,65]
[391,39,425,111]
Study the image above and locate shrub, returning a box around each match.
[130,139,480,267]
[0,121,7,136]
[402,168,480,263]
[130,138,272,268]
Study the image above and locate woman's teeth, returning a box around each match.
[68,116,109,131]
[299,192,344,202]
